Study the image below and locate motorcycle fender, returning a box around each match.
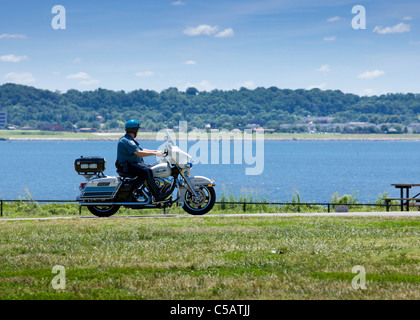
[189,176,216,187]
[177,176,215,205]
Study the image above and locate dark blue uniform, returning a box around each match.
[117,133,144,164]
[116,133,155,190]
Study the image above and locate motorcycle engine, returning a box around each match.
[154,178,172,193]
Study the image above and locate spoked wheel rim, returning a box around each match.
[87,204,120,217]
[184,187,212,212]
[93,205,116,212]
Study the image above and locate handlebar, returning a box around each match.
[159,146,169,157]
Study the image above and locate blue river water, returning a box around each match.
[0,139,419,203]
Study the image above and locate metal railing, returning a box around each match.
[0,199,402,217]
[215,201,405,213]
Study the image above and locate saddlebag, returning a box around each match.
[80,177,121,200]
[75,156,106,175]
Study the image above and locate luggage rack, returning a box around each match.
[74,156,106,174]
[74,156,106,180]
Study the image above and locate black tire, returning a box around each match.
[182,186,216,215]
[87,205,120,217]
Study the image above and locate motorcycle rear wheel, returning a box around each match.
[87,205,120,217]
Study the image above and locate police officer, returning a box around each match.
[116,119,170,201]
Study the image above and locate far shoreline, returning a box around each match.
[3,130,420,142]
[4,136,420,142]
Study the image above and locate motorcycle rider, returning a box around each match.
[115,119,171,201]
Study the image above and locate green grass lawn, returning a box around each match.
[0,130,157,140]
[0,215,418,300]
[0,130,101,140]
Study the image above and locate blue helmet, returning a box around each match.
[125,119,140,133]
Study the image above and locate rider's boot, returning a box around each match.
[146,180,172,201]
[130,180,146,202]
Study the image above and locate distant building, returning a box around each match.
[21,126,35,130]
[78,128,98,133]
[246,123,260,129]
[407,123,420,134]
[0,108,7,128]
[305,117,335,124]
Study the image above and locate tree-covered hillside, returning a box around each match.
[1,83,420,132]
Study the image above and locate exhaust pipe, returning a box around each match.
[80,202,156,206]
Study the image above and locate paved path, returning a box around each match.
[1,211,420,221]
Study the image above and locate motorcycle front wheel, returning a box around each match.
[87,205,120,217]
[182,186,216,215]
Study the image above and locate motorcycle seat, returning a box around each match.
[116,171,137,179]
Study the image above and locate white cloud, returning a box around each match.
[0,54,28,62]
[357,70,385,80]
[135,71,154,77]
[409,41,420,45]
[67,72,91,80]
[323,36,336,41]
[183,80,215,92]
[307,83,326,90]
[361,88,375,96]
[0,33,27,39]
[183,25,234,38]
[215,28,235,38]
[67,72,99,85]
[172,1,186,5]
[373,23,410,34]
[183,60,197,65]
[327,16,342,22]
[183,25,219,36]
[402,16,412,21]
[317,65,330,73]
[72,58,82,64]
[4,72,35,84]
[239,81,255,89]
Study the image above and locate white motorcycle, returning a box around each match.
[75,130,216,217]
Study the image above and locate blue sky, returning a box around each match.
[0,0,419,95]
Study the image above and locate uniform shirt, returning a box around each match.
[116,133,144,164]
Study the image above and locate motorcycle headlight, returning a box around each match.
[186,170,191,177]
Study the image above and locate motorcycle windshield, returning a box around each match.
[166,129,176,146]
